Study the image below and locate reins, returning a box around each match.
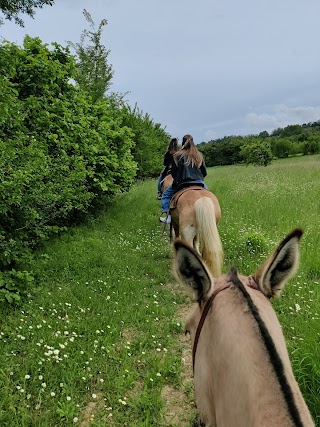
[192,275,259,371]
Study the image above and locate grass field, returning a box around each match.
[0,154,319,426]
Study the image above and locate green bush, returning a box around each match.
[0,36,137,302]
[241,140,273,166]
[271,138,292,158]
[303,138,320,155]
[119,104,170,178]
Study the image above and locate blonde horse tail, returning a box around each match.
[194,197,223,277]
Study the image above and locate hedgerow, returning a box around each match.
[0,36,137,302]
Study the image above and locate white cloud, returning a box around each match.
[245,112,280,129]
[245,104,320,132]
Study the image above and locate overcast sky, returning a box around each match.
[1,0,320,143]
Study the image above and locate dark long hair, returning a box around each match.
[167,138,179,154]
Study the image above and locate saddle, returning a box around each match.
[169,186,207,210]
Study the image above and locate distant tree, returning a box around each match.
[201,119,320,164]
[0,0,54,26]
[217,138,243,165]
[303,137,320,155]
[271,138,291,158]
[241,140,273,166]
[68,9,113,103]
[271,128,282,137]
[281,124,303,137]
[310,120,320,129]
[258,130,269,138]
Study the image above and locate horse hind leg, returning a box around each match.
[193,235,200,254]
[192,415,206,427]
[180,224,197,251]
[170,221,180,242]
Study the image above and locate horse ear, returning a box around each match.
[253,228,303,298]
[173,239,212,303]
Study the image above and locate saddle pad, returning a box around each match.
[169,186,207,210]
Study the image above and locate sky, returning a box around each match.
[1,0,320,143]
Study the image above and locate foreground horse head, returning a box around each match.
[173,228,314,427]
[171,188,223,277]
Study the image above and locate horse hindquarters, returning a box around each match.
[194,197,223,277]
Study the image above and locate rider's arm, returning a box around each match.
[171,158,178,178]
[200,159,207,178]
[163,152,172,166]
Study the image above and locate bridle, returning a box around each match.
[192,274,259,371]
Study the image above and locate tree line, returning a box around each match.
[198,122,320,167]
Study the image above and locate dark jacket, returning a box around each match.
[162,151,174,177]
[171,154,207,189]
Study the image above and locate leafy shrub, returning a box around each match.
[271,138,292,158]
[303,138,320,155]
[0,36,137,302]
[119,104,170,178]
[241,140,273,166]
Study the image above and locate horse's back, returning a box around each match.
[177,189,221,224]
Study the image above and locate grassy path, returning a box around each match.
[0,180,196,426]
[0,155,320,425]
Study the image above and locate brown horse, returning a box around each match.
[170,187,223,277]
[160,173,173,195]
[173,228,314,427]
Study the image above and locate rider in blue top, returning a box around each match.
[160,134,208,224]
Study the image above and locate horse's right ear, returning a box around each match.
[252,228,303,298]
[173,240,212,303]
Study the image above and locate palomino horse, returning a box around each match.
[170,187,223,277]
[160,173,173,195]
[173,228,314,427]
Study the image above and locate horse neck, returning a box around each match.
[194,289,314,426]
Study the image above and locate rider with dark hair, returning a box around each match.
[160,134,208,223]
[156,138,179,200]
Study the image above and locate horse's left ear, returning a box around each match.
[252,228,303,298]
[174,239,212,303]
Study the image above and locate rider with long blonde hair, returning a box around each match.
[160,134,208,223]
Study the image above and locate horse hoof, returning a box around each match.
[192,415,206,427]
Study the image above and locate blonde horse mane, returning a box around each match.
[194,197,223,277]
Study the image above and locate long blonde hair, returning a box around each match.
[175,134,203,167]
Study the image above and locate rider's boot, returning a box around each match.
[159,214,171,224]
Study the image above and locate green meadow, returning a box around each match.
[0,154,319,426]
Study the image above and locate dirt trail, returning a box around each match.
[161,284,197,426]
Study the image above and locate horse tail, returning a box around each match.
[194,197,223,277]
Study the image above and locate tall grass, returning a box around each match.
[0,155,319,425]
[208,154,320,422]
